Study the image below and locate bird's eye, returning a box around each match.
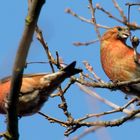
[117,27,122,31]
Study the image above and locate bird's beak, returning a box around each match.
[122,32,130,39]
[121,28,130,39]
[117,28,130,40]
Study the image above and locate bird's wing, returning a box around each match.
[20,73,49,93]
[0,73,49,94]
[0,73,49,83]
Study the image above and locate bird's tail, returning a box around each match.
[62,61,82,77]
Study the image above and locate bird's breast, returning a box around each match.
[100,40,140,82]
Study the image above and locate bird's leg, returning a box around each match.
[133,48,140,64]
[131,36,140,64]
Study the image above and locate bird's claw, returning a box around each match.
[131,36,140,64]
[131,36,140,49]
[133,50,140,65]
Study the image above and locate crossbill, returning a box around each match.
[100,26,140,97]
[0,61,82,116]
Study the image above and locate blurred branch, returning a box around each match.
[70,127,101,140]
[5,1,45,140]
[73,39,99,47]
[76,83,133,115]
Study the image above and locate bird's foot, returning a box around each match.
[131,36,140,64]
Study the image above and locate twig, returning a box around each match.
[79,109,140,127]
[125,3,140,7]
[96,4,124,24]
[96,3,140,30]
[36,26,55,73]
[65,8,91,24]
[70,126,101,140]
[56,51,61,69]
[125,2,140,26]
[74,77,140,90]
[83,61,104,83]
[112,0,128,23]
[25,61,48,68]
[58,87,74,121]
[88,0,101,40]
[38,112,68,127]
[51,80,75,97]
[65,8,109,29]
[81,73,95,82]
[73,39,99,46]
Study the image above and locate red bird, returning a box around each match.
[100,26,140,97]
[0,61,82,116]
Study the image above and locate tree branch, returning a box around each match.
[5,1,45,140]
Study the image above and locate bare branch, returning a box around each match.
[88,0,101,40]
[83,61,104,83]
[5,1,45,140]
[125,3,140,7]
[73,39,99,47]
[36,27,55,73]
[70,126,101,140]
[112,0,128,23]
[96,4,124,24]
[96,3,140,30]
[38,112,68,127]
[65,8,109,29]
[75,77,140,90]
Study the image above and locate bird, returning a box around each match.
[0,61,82,116]
[100,26,140,97]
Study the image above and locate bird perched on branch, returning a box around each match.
[100,26,140,97]
[0,61,82,116]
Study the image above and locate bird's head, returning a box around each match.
[101,26,130,42]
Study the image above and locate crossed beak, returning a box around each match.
[122,28,130,39]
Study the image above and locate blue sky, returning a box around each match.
[0,0,140,140]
